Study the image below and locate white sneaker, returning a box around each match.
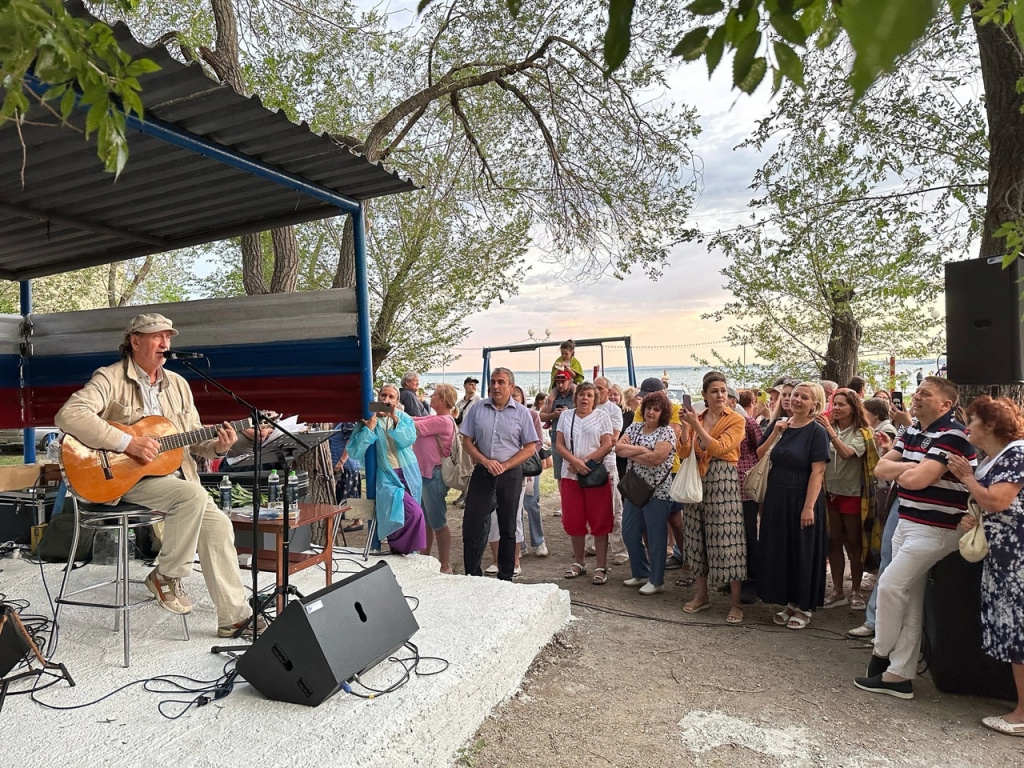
[513,566,522,577]
[639,582,664,595]
[552,508,562,517]
[584,545,597,556]
[536,542,549,557]
[623,577,648,587]
[847,623,875,639]
[485,564,498,575]
[612,553,630,565]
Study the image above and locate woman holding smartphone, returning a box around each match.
[556,382,615,584]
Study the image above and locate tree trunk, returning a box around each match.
[959,384,1024,410]
[269,227,299,293]
[241,233,269,295]
[820,281,862,384]
[973,11,1024,264]
[332,215,356,289]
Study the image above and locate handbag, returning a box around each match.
[742,432,782,504]
[570,412,608,488]
[618,464,671,508]
[435,418,470,491]
[521,453,543,477]
[959,497,988,562]
[669,446,702,504]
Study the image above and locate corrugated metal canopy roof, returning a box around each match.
[0,2,416,281]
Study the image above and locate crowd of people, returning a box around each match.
[323,339,1023,736]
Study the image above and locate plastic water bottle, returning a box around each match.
[219,475,233,513]
[286,470,299,507]
[267,469,281,509]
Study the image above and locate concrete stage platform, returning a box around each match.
[0,552,570,767]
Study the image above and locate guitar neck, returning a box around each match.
[157,418,251,453]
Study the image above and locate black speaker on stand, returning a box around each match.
[236,561,418,706]
[945,256,1024,385]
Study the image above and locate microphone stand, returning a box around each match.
[162,356,309,653]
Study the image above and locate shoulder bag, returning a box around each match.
[959,497,988,562]
[669,444,702,504]
[436,418,469,491]
[617,425,671,507]
[742,431,782,504]
[570,412,608,488]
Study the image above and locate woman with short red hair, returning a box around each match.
[947,396,1024,736]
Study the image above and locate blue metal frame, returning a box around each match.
[20,280,35,464]
[352,207,376,498]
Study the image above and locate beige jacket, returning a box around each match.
[55,358,220,485]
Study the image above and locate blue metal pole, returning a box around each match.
[23,73,363,216]
[625,336,636,387]
[352,206,376,507]
[20,281,35,464]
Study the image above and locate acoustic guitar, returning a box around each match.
[61,415,251,503]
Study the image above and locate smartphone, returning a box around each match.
[368,401,393,413]
[892,391,904,411]
[682,394,692,410]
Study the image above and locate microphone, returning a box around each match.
[163,350,205,360]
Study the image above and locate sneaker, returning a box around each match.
[854,674,913,700]
[551,508,562,517]
[485,564,498,575]
[513,566,522,577]
[145,569,191,615]
[452,493,466,507]
[639,582,664,595]
[584,545,597,556]
[847,623,875,639]
[866,654,890,678]
[623,577,648,587]
[664,556,683,571]
[536,542,549,557]
[612,553,629,566]
[217,614,268,638]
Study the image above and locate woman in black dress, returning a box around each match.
[756,381,830,629]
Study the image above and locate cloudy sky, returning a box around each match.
[453,61,776,369]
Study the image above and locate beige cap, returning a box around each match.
[126,313,178,335]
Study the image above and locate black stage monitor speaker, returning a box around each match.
[236,561,418,706]
[0,606,33,677]
[923,552,1015,701]
[945,256,1024,385]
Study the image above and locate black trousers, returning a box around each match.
[463,464,523,581]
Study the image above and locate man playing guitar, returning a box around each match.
[55,313,256,638]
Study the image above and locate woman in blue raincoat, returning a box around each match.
[347,384,426,554]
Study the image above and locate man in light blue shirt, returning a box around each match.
[460,367,539,580]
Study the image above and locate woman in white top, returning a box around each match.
[556,382,615,584]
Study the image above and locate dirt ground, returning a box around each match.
[347,483,1023,767]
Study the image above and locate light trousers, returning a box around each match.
[873,518,961,679]
[123,474,249,626]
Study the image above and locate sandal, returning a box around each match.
[849,592,866,610]
[773,604,796,625]
[726,606,744,625]
[564,562,587,579]
[823,592,848,609]
[592,567,608,585]
[787,610,811,630]
[674,575,696,587]
[683,599,711,614]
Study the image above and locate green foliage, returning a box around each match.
[415,0,1021,101]
[705,124,950,379]
[1,0,160,175]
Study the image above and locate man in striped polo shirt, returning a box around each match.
[854,377,977,699]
